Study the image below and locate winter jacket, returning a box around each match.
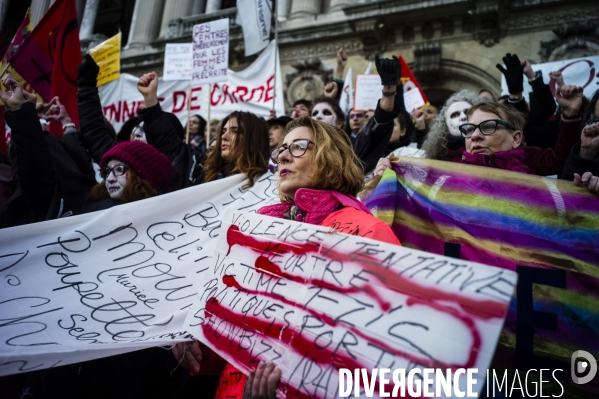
[214,188,401,398]
[461,149,533,174]
[77,70,117,163]
[1,102,96,228]
[561,142,599,181]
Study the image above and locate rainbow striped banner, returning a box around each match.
[364,157,599,397]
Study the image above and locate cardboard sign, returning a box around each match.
[184,210,517,398]
[90,33,121,86]
[192,18,229,85]
[163,43,193,81]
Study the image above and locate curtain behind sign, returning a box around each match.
[364,158,599,397]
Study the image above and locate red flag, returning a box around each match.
[9,0,81,136]
[398,55,430,111]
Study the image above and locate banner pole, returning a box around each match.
[272,0,278,112]
[0,62,11,80]
[186,82,192,143]
[206,83,211,146]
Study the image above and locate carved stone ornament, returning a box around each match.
[285,59,333,109]
[412,42,442,85]
[469,1,506,47]
[539,21,599,62]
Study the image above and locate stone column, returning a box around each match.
[328,0,355,12]
[277,0,291,21]
[205,0,222,14]
[159,0,194,37]
[289,0,321,19]
[125,0,165,49]
[192,0,207,15]
[79,0,100,42]
[30,0,52,25]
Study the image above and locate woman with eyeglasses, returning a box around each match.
[84,141,172,211]
[197,116,401,399]
[457,85,583,175]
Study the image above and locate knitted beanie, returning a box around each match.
[100,141,173,191]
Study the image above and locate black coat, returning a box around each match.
[0,103,96,228]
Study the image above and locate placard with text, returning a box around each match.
[192,18,229,85]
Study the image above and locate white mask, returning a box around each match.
[311,103,337,126]
[445,101,472,137]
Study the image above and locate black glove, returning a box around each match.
[77,54,100,86]
[375,55,400,86]
[496,53,524,94]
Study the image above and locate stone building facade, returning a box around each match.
[15,0,599,109]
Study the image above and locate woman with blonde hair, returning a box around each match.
[172,117,400,399]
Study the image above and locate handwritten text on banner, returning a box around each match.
[0,173,279,376]
[184,210,517,398]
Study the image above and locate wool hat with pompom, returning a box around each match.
[100,141,172,191]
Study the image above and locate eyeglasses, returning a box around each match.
[458,119,516,138]
[100,164,129,179]
[270,139,314,164]
[350,113,364,119]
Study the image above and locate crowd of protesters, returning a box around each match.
[0,46,598,398]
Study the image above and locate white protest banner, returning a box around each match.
[500,55,599,100]
[184,210,517,398]
[102,41,284,132]
[163,43,193,81]
[339,67,353,114]
[354,75,381,111]
[192,18,229,85]
[237,0,272,56]
[0,173,279,376]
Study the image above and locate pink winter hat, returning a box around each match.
[100,141,172,191]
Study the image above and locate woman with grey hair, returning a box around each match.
[422,89,482,160]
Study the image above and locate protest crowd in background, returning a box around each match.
[0,0,598,398]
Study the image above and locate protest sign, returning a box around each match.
[0,173,279,376]
[365,158,599,397]
[184,210,517,398]
[163,43,193,81]
[237,0,272,56]
[89,33,121,86]
[500,55,599,101]
[192,18,229,85]
[353,75,381,111]
[339,67,353,114]
[399,55,429,113]
[101,41,284,131]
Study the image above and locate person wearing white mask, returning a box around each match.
[422,90,483,161]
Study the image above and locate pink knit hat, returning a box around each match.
[100,141,172,191]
